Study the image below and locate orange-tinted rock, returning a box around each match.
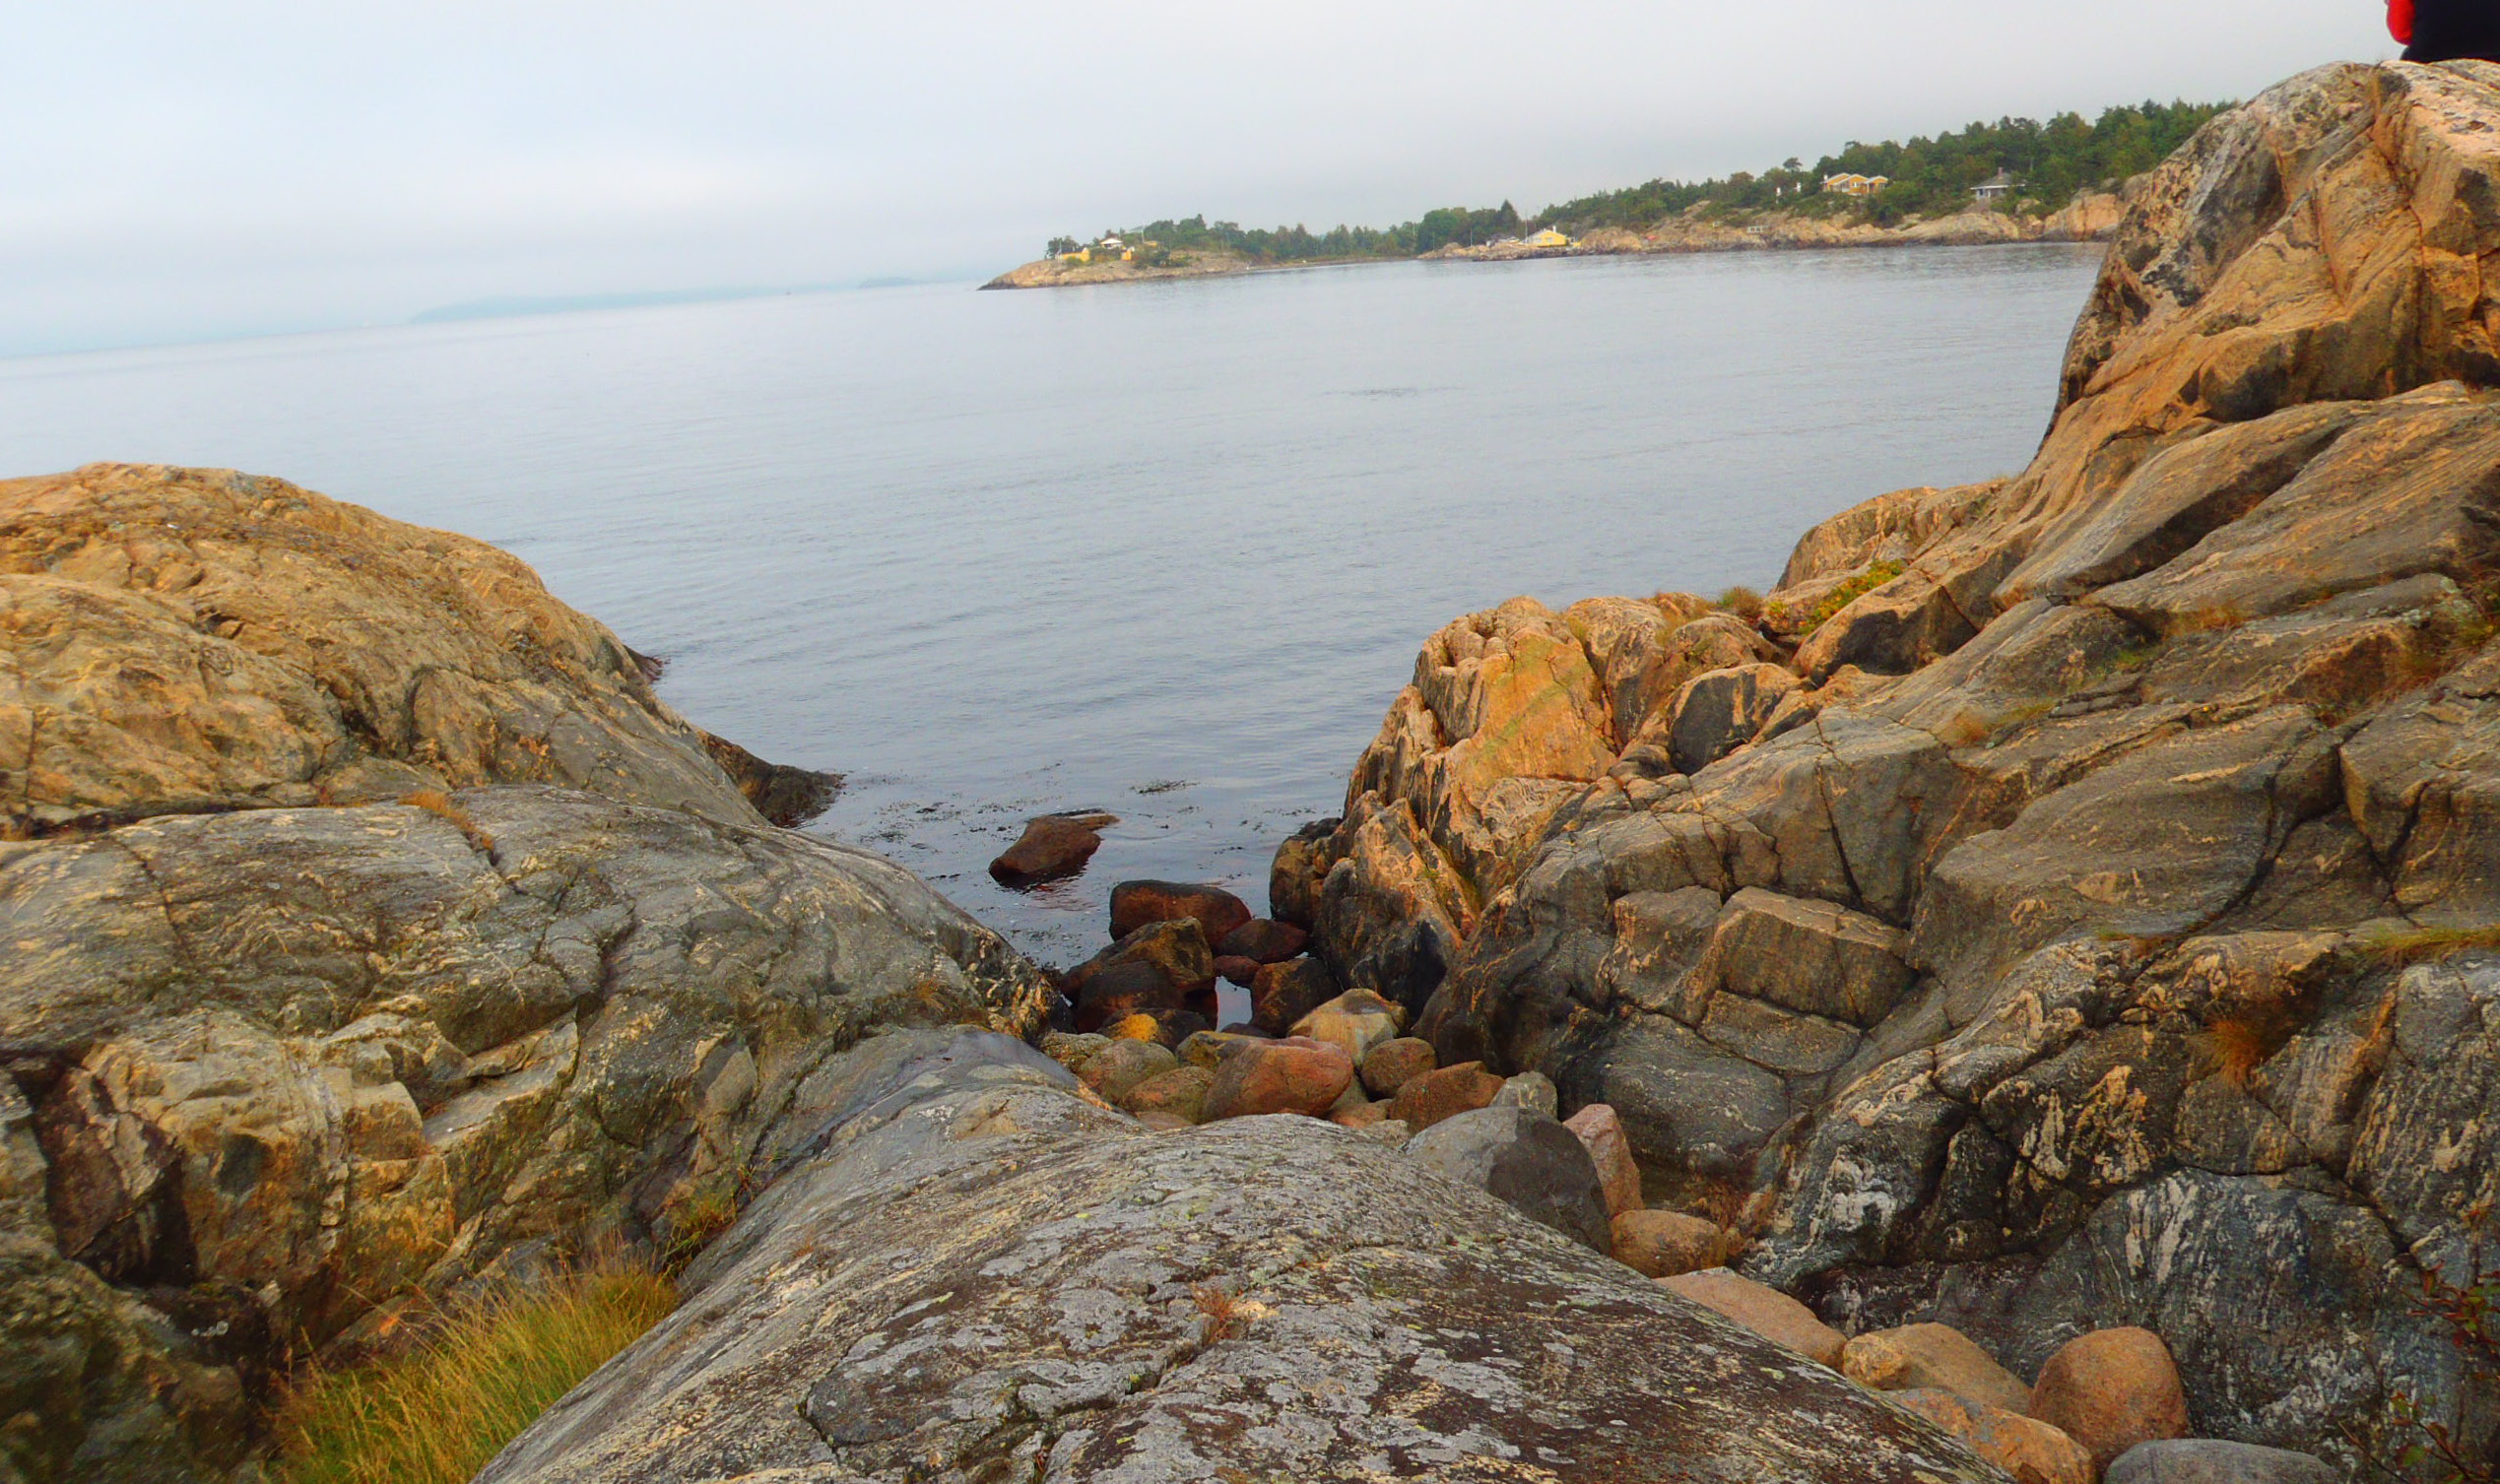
[1359,1037,1437,1097]
[1840,1323,2032,1415]
[1290,988,1405,1064]
[2028,1327,2191,1471]
[1388,1061,1505,1132]
[1611,1210,1728,1278]
[1892,1388,2095,1484]
[1121,1065,1215,1125]
[1562,1103,1644,1217]
[1200,1037,1354,1122]
[1658,1267,1845,1366]
[1109,880,1252,947]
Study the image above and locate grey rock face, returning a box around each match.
[1404,1103,1612,1251]
[1291,61,2500,1470]
[477,1029,2008,1484]
[2106,1439,2344,1484]
[1,788,1054,1481]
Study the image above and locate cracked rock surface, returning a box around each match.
[1288,61,2500,1470]
[0,471,1050,1482]
[478,1027,2007,1484]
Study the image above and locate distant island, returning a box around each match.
[985,98,2225,289]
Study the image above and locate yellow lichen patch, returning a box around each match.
[1108,1013,1165,1043]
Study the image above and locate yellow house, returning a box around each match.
[1523,227,1573,248]
[1820,173,1891,198]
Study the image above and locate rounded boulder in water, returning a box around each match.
[988,812,1113,886]
[1109,879,1252,946]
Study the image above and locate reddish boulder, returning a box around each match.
[1200,1037,1354,1122]
[1389,1061,1505,1132]
[1214,954,1264,989]
[1611,1210,1729,1278]
[1111,879,1253,947]
[1562,1104,1644,1217]
[1217,918,1310,964]
[988,812,1115,886]
[2028,1327,2191,1471]
[1359,1037,1438,1097]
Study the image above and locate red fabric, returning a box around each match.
[2390,0,2415,43]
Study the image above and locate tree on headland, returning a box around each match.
[1041,97,2233,268]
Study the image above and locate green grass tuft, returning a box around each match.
[1803,560,1905,634]
[272,1265,676,1484]
[2358,924,2500,968]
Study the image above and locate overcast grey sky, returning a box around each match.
[6,1,2390,355]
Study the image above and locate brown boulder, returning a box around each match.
[2028,1327,2191,1471]
[1176,1029,1267,1070]
[1290,988,1406,1064]
[1200,1037,1355,1122]
[1892,1389,2095,1484]
[1066,918,1217,1000]
[989,812,1115,886]
[1214,955,1264,989]
[1218,918,1310,964]
[1658,1267,1845,1367]
[1841,1323,2032,1415]
[1078,1040,1178,1104]
[1105,1008,1212,1050]
[1073,961,1187,1033]
[1563,1103,1645,1217]
[1121,1065,1215,1125]
[1389,1061,1506,1132]
[1251,957,1342,1035]
[1360,1037,1437,1097]
[1110,879,1252,947]
[1611,1210,1729,1278]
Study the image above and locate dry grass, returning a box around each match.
[2359,923,2500,969]
[1714,586,1765,622]
[400,790,494,853]
[2194,1015,2278,1090]
[660,1189,742,1274]
[1192,1283,1248,1342]
[271,1265,675,1484]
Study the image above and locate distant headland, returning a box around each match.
[984,98,2224,290]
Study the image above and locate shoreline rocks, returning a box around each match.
[475,1027,2012,1484]
[1277,60,2500,1473]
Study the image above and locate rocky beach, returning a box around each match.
[7,55,2500,1484]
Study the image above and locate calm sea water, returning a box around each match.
[0,246,2100,968]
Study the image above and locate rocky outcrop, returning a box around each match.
[1294,61,2500,1471]
[0,464,805,836]
[476,1026,2008,1484]
[0,468,1051,1481]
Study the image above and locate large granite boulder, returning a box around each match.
[1291,61,2500,1470]
[475,1027,2007,1484]
[0,463,833,833]
[0,470,1051,1482]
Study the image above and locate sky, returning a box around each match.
[6,1,2393,356]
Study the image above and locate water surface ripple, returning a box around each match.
[0,246,2102,966]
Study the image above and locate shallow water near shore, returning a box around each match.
[0,245,2100,968]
